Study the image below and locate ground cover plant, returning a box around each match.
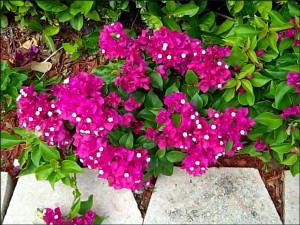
[1,1,299,224]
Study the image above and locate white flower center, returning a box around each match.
[158,53,162,59]
[231,112,236,117]
[181,53,186,58]
[86,118,92,123]
[28,117,33,122]
[167,55,172,60]
[204,134,209,140]
[180,99,186,104]
[195,161,200,165]
[72,112,77,118]
[183,132,188,137]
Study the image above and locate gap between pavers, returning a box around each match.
[143,167,282,224]
[3,169,143,224]
[284,171,299,225]
[1,172,14,223]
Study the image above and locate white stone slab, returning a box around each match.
[144,167,282,224]
[3,169,142,224]
[284,171,299,225]
[1,172,13,222]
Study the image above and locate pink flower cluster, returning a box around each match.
[145,92,254,176]
[278,17,300,46]
[17,72,149,190]
[281,105,300,119]
[287,72,300,93]
[43,207,95,225]
[99,23,231,93]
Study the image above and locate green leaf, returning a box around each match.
[215,19,234,35]
[109,130,125,146]
[248,49,259,64]
[254,112,283,130]
[137,109,157,121]
[163,17,181,32]
[63,43,77,53]
[267,9,286,27]
[13,127,27,137]
[60,160,83,174]
[274,81,294,109]
[70,1,93,15]
[85,10,100,21]
[165,83,179,96]
[69,198,81,219]
[44,26,60,37]
[119,132,134,149]
[226,46,248,65]
[225,141,233,153]
[233,1,244,13]
[27,20,42,31]
[70,14,83,31]
[145,90,163,108]
[93,215,105,225]
[191,94,203,111]
[0,14,8,28]
[39,142,60,162]
[254,15,266,28]
[148,70,163,91]
[166,151,186,163]
[257,151,272,163]
[226,25,258,38]
[35,165,54,180]
[42,33,56,52]
[147,15,163,30]
[268,32,278,53]
[185,70,198,85]
[0,131,24,148]
[271,144,292,154]
[57,10,74,22]
[91,62,121,84]
[31,145,41,166]
[290,159,300,176]
[257,1,272,19]
[199,12,215,29]
[36,0,67,12]
[279,38,293,55]
[166,1,176,12]
[172,2,199,17]
[238,64,255,79]
[251,72,271,87]
[78,195,93,215]
[171,113,181,127]
[282,154,298,166]
[155,149,166,159]
[288,2,300,17]
[241,79,254,95]
[9,0,24,6]
[223,88,235,102]
[225,78,236,88]
[280,65,300,73]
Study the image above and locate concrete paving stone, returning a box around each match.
[3,169,143,224]
[284,171,299,225]
[143,167,282,224]
[1,172,14,222]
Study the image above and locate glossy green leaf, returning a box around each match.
[226,25,258,38]
[271,144,292,154]
[145,90,163,108]
[251,72,271,87]
[225,78,237,88]
[165,83,179,96]
[0,14,8,28]
[268,32,278,53]
[279,38,293,55]
[61,160,83,174]
[233,1,244,13]
[274,81,294,109]
[35,165,54,180]
[257,1,272,19]
[282,154,298,166]
[185,70,198,85]
[191,94,203,111]
[288,2,300,17]
[166,151,186,163]
[223,88,235,102]
[149,70,163,90]
[39,142,60,162]
[78,195,93,215]
[147,15,163,30]
[0,131,24,148]
[36,0,67,12]
[42,33,56,52]
[267,9,286,27]
[254,112,283,130]
[163,17,181,32]
[290,159,300,176]
[57,10,74,22]
[238,64,255,79]
[31,145,41,166]
[215,19,234,35]
[70,14,83,31]
[172,2,199,17]
[254,15,266,28]
[119,132,134,149]
[171,113,181,127]
[166,1,176,12]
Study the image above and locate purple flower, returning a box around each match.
[124,95,141,111]
[287,72,300,93]
[281,105,300,119]
[13,45,40,66]
[256,49,265,57]
[254,137,265,151]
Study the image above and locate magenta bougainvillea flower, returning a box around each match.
[281,105,300,119]
[287,72,300,93]
[43,207,96,225]
[99,22,232,93]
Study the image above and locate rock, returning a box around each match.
[1,172,14,222]
[143,167,282,224]
[3,169,142,224]
[284,171,299,225]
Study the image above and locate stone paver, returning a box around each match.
[1,172,13,222]
[3,169,142,224]
[284,171,299,225]
[144,167,282,224]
